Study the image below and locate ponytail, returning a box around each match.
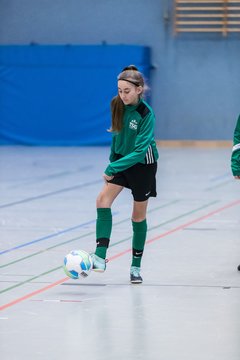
[108,95,124,133]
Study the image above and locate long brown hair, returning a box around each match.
[108,65,146,133]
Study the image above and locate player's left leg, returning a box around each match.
[130,200,149,284]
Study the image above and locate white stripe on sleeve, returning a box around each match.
[232,143,240,153]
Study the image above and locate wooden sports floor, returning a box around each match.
[0,145,240,360]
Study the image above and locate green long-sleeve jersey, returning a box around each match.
[105,99,159,176]
[231,115,240,176]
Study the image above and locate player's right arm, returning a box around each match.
[109,135,117,162]
[231,115,240,179]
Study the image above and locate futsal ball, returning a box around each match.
[63,249,93,279]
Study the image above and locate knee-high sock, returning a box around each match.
[95,208,112,259]
[131,219,147,268]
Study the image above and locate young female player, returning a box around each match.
[91,65,159,283]
[231,114,240,180]
[231,114,240,271]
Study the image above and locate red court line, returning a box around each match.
[1,199,240,312]
[0,277,69,312]
[108,199,240,260]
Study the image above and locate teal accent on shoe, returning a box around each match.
[90,253,106,273]
[130,266,143,284]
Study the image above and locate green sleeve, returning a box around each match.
[105,113,154,176]
[231,115,240,176]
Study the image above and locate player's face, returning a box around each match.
[118,80,142,105]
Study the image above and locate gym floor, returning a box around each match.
[0,145,240,360]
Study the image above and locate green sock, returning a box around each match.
[131,219,147,268]
[95,208,112,259]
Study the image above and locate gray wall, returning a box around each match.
[0,0,239,140]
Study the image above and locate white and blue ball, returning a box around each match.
[63,249,93,279]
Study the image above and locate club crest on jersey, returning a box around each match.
[129,119,138,130]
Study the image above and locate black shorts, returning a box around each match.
[108,161,157,202]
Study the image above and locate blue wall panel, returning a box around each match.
[0,45,151,145]
[157,38,240,140]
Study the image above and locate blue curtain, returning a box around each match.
[0,45,151,145]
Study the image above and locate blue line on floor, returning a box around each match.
[8,165,93,189]
[0,211,118,255]
[0,179,102,209]
[210,172,231,182]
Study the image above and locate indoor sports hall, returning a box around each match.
[0,1,240,360]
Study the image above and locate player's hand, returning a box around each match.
[234,175,240,179]
[103,174,114,182]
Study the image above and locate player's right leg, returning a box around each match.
[91,182,123,272]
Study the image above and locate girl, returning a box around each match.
[231,114,240,271]
[231,114,240,180]
[91,65,159,283]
